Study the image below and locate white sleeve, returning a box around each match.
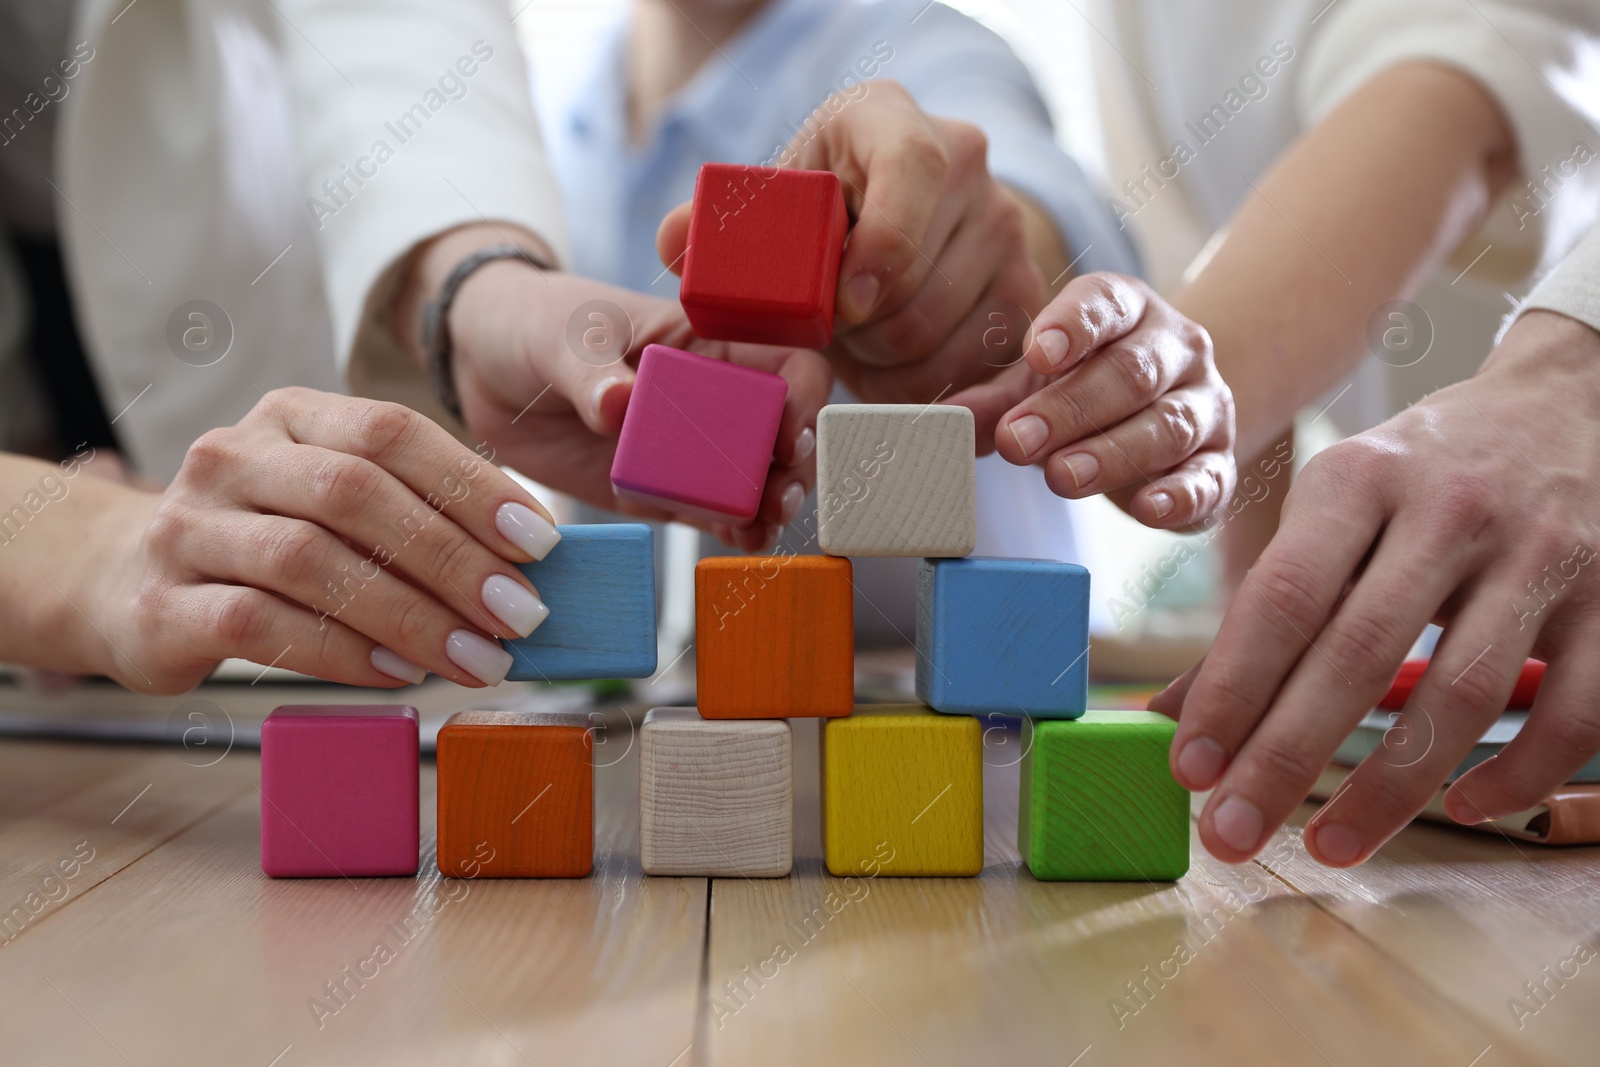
[274,0,570,371]
[1300,0,1600,283]
[1520,223,1600,333]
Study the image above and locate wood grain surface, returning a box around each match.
[435,710,593,878]
[815,404,976,558]
[640,708,792,877]
[820,704,983,877]
[695,555,853,718]
[5,681,1600,1066]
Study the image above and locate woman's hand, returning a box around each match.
[90,388,563,693]
[952,272,1237,528]
[448,264,830,552]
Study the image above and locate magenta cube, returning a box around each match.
[260,705,419,877]
[610,344,787,523]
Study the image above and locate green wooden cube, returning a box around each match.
[1020,711,1190,881]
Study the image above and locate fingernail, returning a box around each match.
[1177,736,1227,788]
[1007,414,1049,458]
[844,271,880,320]
[1212,795,1264,854]
[481,574,549,638]
[370,646,427,684]
[779,482,805,525]
[591,376,627,423]
[1062,452,1099,489]
[1311,821,1363,865]
[496,502,562,561]
[1035,328,1070,369]
[1149,491,1174,519]
[792,426,816,463]
[446,630,513,686]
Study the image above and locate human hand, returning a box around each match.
[90,389,564,693]
[448,262,829,553]
[950,272,1235,528]
[656,80,1048,404]
[1151,309,1600,865]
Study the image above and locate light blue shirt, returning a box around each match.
[529,0,1137,629]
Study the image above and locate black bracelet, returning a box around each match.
[422,243,553,420]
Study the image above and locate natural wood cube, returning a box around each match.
[1020,712,1190,881]
[678,163,848,348]
[639,708,792,877]
[815,404,976,557]
[695,555,853,719]
[820,704,983,877]
[435,711,593,878]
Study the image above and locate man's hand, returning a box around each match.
[1152,309,1600,866]
[656,80,1051,404]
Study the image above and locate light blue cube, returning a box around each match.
[503,524,657,681]
[915,557,1088,718]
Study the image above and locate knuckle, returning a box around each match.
[347,401,417,462]
[143,504,190,558]
[390,595,436,649]
[1322,610,1407,682]
[211,588,273,648]
[181,428,236,479]
[1109,345,1163,403]
[308,455,386,514]
[1247,555,1331,632]
[1247,733,1325,791]
[897,128,949,186]
[262,522,328,588]
[428,530,480,586]
[1157,397,1201,456]
[1431,473,1498,541]
[1176,315,1213,359]
[945,120,988,172]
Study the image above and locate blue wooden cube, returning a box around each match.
[502,524,657,681]
[915,557,1088,718]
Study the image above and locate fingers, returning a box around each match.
[1030,380,1230,496]
[1103,447,1236,529]
[159,584,425,689]
[1302,597,1536,865]
[787,87,970,326]
[1446,622,1600,822]
[1193,520,1466,862]
[185,512,514,687]
[1022,273,1150,375]
[948,363,1048,457]
[656,202,693,278]
[1168,458,1387,798]
[244,389,562,558]
[208,437,545,644]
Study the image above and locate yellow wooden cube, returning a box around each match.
[820,704,983,877]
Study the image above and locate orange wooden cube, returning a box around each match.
[695,555,853,718]
[435,711,593,878]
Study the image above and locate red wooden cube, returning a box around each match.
[260,705,419,878]
[679,163,848,348]
[611,343,787,523]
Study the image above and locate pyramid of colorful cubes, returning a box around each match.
[257,160,1188,886]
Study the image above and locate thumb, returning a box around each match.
[656,203,693,278]
[545,343,637,436]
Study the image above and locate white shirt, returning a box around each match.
[57,0,570,480]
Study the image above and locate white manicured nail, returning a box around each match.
[446,630,513,686]
[482,574,549,638]
[496,502,561,561]
[371,646,427,684]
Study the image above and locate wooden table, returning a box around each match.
[2,705,1598,1066]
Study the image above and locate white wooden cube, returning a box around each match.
[815,404,976,557]
[639,708,792,877]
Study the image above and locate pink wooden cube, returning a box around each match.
[260,705,419,877]
[610,343,787,523]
